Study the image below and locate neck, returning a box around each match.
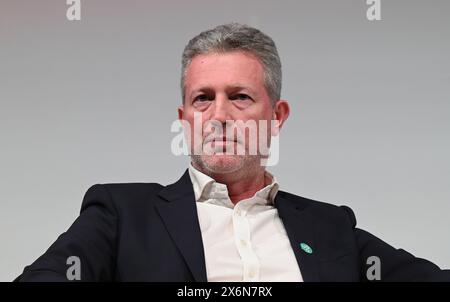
[192,161,267,204]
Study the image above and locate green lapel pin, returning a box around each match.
[300,242,313,254]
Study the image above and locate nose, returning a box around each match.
[210,93,232,123]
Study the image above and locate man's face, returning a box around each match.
[178,51,288,175]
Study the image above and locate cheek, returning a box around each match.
[238,110,273,145]
[180,111,199,141]
[239,103,271,120]
[246,108,273,125]
[182,111,210,142]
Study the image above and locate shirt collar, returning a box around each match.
[188,162,279,207]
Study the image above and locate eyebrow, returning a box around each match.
[188,84,256,100]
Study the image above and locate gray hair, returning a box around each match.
[181,23,282,105]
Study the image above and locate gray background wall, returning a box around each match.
[1,0,449,281]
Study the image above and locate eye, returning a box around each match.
[193,94,210,102]
[230,93,252,101]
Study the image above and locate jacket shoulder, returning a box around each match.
[277,190,357,228]
[81,182,166,212]
[100,182,165,194]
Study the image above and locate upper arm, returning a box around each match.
[340,205,450,282]
[16,184,118,282]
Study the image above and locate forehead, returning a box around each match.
[185,51,265,92]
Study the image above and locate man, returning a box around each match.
[16,23,449,282]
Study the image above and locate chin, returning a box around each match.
[198,155,245,174]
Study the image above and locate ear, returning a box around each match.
[271,100,290,136]
[178,105,184,121]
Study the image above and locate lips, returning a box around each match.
[204,136,238,144]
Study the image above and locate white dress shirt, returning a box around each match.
[189,164,303,282]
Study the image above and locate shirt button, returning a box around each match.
[249,270,256,278]
[240,239,247,247]
[236,209,242,216]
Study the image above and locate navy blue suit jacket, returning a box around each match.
[15,170,450,281]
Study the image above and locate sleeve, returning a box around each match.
[15,184,118,282]
[341,205,450,282]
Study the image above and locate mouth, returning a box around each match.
[204,136,238,144]
[211,140,236,145]
[203,137,241,155]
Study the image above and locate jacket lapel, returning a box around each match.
[155,169,208,282]
[275,193,321,282]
